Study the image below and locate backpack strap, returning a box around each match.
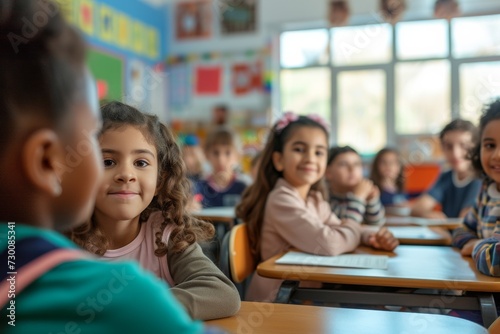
[0,236,86,309]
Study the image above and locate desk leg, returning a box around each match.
[275,280,299,304]
[478,294,497,328]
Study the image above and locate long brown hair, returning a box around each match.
[236,115,329,262]
[71,102,214,255]
[370,147,405,193]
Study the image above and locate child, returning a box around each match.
[71,102,240,320]
[182,134,207,184]
[325,146,385,226]
[0,1,205,332]
[411,119,481,218]
[236,112,398,302]
[370,148,409,207]
[453,100,500,268]
[195,127,247,208]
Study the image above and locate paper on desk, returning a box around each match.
[388,226,442,239]
[386,216,463,226]
[275,251,388,270]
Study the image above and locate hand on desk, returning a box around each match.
[461,239,480,256]
[367,227,399,251]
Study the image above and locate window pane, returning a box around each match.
[331,24,392,66]
[396,20,448,60]
[452,15,500,58]
[280,29,329,68]
[337,70,386,154]
[396,61,451,134]
[280,68,330,120]
[460,61,500,122]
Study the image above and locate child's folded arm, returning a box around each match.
[268,190,362,257]
[168,242,241,320]
[472,234,500,276]
[452,205,480,249]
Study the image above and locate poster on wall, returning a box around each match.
[195,66,222,95]
[168,64,191,110]
[176,1,212,40]
[231,61,262,95]
[220,0,257,34]
[87,48,124,102]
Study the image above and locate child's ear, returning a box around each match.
[22,129,65,197]
[272,151,284,172]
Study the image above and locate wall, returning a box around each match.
[163,0,500,122]
[57,0,169,120]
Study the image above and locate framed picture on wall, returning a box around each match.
[175,1,212,40]
[219,0,257,35]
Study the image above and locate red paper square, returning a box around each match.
[195,66,221,95]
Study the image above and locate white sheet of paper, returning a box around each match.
[388,226,443,239]
[386,216,462,226]
[275,251,388,270]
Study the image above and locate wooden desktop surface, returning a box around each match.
[205,302,488,334]
[257,245,500,291]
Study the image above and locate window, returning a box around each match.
[395,60,450,134]
[278,14,500,155]
[396,20,448,60]
[330,24,392,66]
[459,61,500,122]
[280,29,329,68]
[452,15,500,58]
[280,68,330,120]
[337,70,386,154]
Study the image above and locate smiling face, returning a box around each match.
[272,126,328,198]
[441,130,474,174]
[480,119,500,187]
[325,151,363,192]
[94,125,158,224]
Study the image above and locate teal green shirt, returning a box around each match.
[0,223,203,334]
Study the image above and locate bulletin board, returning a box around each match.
[87,48,124,101]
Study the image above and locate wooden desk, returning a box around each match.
[388,226,452,245]
[385,216,463,230]
[193,207,237,240]
[205,302,488,334]
[257,245,500,327]
[193,207,236,225]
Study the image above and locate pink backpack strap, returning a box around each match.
[1,237,86,309]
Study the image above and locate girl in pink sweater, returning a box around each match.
[237,112,398,301]
[71,102,240,320]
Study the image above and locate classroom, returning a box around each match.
[2,0,500,333]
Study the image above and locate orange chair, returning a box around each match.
[404,163,441,196]
[219,223,256,299]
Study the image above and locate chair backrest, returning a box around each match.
[219,223,256,285]
[229,223,256,283]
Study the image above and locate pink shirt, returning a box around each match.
[102,211,175,286]
[246,178,362,302]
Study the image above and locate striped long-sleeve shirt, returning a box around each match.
[452,180,500,249]
[329,192,385,225]
[472,234,500,276]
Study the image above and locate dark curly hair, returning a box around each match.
[71,102,214,255]
[469,99,500,178]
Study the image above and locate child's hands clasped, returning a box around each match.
[460,239,480,256]
[353,179,376,201]
[368,227,399,251]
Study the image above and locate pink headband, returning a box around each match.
[275,111,330,134]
